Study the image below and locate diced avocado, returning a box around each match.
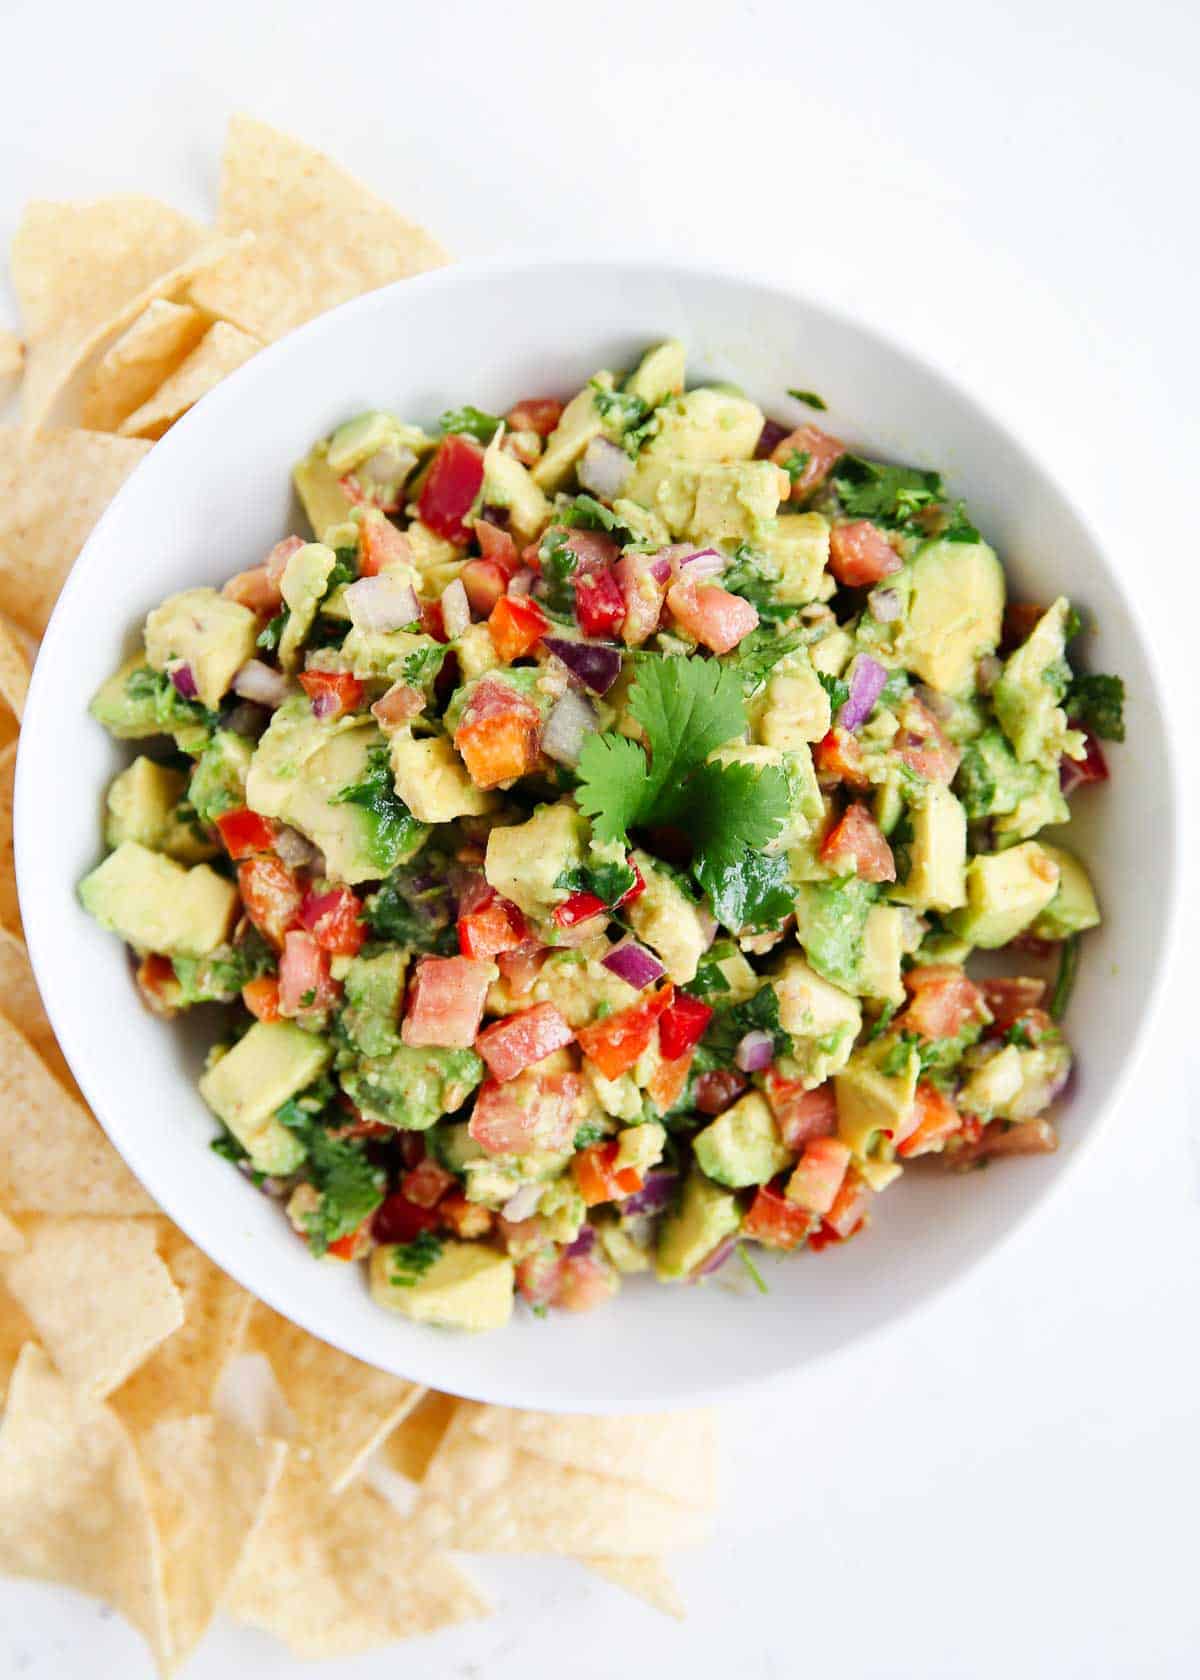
[756,651,831,749]
[761,512,831,605]
[538,1177,588,1245]
[188,730,254,825]
[104,757,187,850]
[340,947,409,1058]
[159,805,220,865]
[610,496,671,549]
[913,927,974,967]
[694,1092,792,1188]
[955,726,1042,820]
[858,905,905,1003]
[326,411,429,476]
[689,461,786,546]
[455,620,502,683]
[369,1240,514,1331]
[427,1119,484,1174]
[644,387,764,464]
[772,952,862,1085]
[583,1062,642,1121]
[614,1120,666,1175]
[958,1039,1070,1122]
[697,940,759,1005]
[144,588,258,711]
[946,841,1061,948]
[532,376,613,493]
[992,597,1086,767]
[390,730,497,824]
[406,520,462,577]
[873,780,905,836]
[484,802,588,921]
[1030,845,1101,939]
[200,1022,331,1175]
[482,436,551,545]
[293,444,355,540]
[277,543,336,672]
[834,1037,920,1160]
[333,626,430,683]
[598,1218,653,1274]
[992,769,1070,848]
[889,784,967,912]
[80,841,237,957]
[894,539,1004,695]
[793,876,876,993]
[623,340,686,408]
[339,1045,483,1131]
[90,654,166,740]
[619,852,708,986]
[809,629,855,683]
[655,1170,742,1281]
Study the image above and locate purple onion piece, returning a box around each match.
[540,688,599,766]
[170,662,198,700]
[344,573,420,633]
[691,1233,739,1280]
[648,552,674,583]
[619,1168,679,1217]
[755,418,789,458]
[601,939,665,990]
[542,636,622,695]
[867,587,901,623]
[838,654,888,731]
[501,1182,543,1224]
[564,1223,597,1258]
[676,546,726,581]
[734,1029,775,1073]
[233,659,291,709]
[507,567,535,597]
[577,436,632,501]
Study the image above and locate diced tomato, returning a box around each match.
[298,668,363,721]
[552,890,606,929]
[458,894,529,961]
[469,1070,582,1155]
[955,1117,1057,1163]
[744,1183,815,1250]
[575,568,626,638]
[488,594,548,662]
[506,397,565,437]
[402,955,494,1048]
[819,803,895,883]
[536,525,620,577]
[358,516,411,577]
[694,1068,747,1115]
[899,965,987,1040]
[237,856,303,947]
[659,993,713,1060]
[786,1137,852,1215]
[895,695,961,783]
[770,424,845,500]
[216,807,277,861]
[666,578,759,654]
[811,1168,871,1246]
[476,1003,575,1083]
[814,727,869,790]
[647,1049,693,1114]
[461,558,508,617]
[573,1141,644,1207]
[454,677,542,788]
[575,983,674,1080]
[474,518,519,572]
[372,682,425,726]
[299,884,366,957]
[1060,731,1108,793]
[980,977,1047,1032]
[897,1083,965,1158]
[615,553,667,646]
[278,929,340,1016]
[764,1074,838,1151]
[242,975,282,1023]
[515,1246,562,1308]
[827,520,902,587]
[401,1157,455,1209]
[325,1221,373,1262]
[618,855,646,906]
[417,434,485,544]
[440,1190,494,1239]
[222,565,282,615]
[497,942,548,995]
[420,598,447,643]
[554,1250,619,1313]
[373,1191,441,1245]
[263,534,306,583]
[135,953,179,1018]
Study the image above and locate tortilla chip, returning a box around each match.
[0,1282,36,1398]
[137,1414,287,1670]
[0,927,76,1089]
[583,1555,686,1619]
[114,1223,254,1432]
[0,1206,23,1255]
[0,612,32,724]
[0,741,17,938]
[228,1456,489,1657]
[0,331,23,400]
[79,298,208,433]
[465,1403,718,1511]
[249,1303,423,1492]
[0,1011,154,1213]
[0,1344,169,1666]
[384,1390,458,1482]
[11,196,205,424]
[2,1216,183,1397]
[118,319,260,441]
[0,427,152,636]
[189,115,448,342]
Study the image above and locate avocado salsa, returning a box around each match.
[80,341,1124,1333]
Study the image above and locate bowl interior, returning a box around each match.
[16,260,1177,1411]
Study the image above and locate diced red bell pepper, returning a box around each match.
[216,807,277,861]
[242,975,282,1023]
[401,1157,455,1208]
[786,1136,852,1216]
[574,568,626,638]
[458,892,529,961]
[237,856,303,948]
[899,965,987,1040]
[470,1070,582,1155]
[373,1191,441,1245]
[552,890,607,929]
[896,1082,965,1158]
[763,1073,838,1151]
[402,955,494,1049]
[646,1049,693,1114]
[506,397,565,437]
[278,929,340,1016]
[460,558,509,617]
[325,1221,373,1262]
[769,424,844,500]
[618,855,646,905]
[744,1183,815,1250]
[1061,731,1108,793]
[488,594,548,662]
[572,1142,644,1207]
[576,983,675,1080]
[420,598,448,643]
[298,668,363,721]
[814,727,870,790]
[819,802,896,883]
[299,884,366,957]
[658,993,714,1060]
[475,1003,575,1083]
[417,434,485,544]
[454,678,542,788]
[827,520,902,587]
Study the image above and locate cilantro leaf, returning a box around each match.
[555,859,637,906]
[817,671,850,714]
[702,983,793,1065]
[324,547,359,596]
[275,1080,386,1256]
[574,732,652,847]
[782,449,811,487]
[833,455,942,532]
[1050,934,1080,1021]
[685,761,793,928]
[720,543,793,623]
[332,744,429,873]
[439,405,503,444]
[627,658,749,815]
[787,389,828,411]
[726,627,806,696]
[400,644,446,690]
[124,666,218,744]
[388,1230,443,1286]
[363,863,457,953]
[257,611,287,652]
[1066,672,1125,742]
[559,493,624,533]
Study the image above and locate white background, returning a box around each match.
[2,0,1198,1674]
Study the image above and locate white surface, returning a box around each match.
[2,0,1198,1673]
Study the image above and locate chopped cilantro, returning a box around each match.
[172,929,274,1007]
[727,627,806,696]
[704,984,793,1064]
[865,1000,898,1042]
[1003,1021,1035,1048]
[878,1032,920,1077]
[573,1119,609,1150]
[439,405,503,444]
[559,493,624,533]
[738,1244,769,1293]
[1050,934,1080,1021]
[832,455,943,532]
[210,1127,260,1181]
[720,543,793,623]
[1066,672,1125,742]
[298,988,316,1008]
[942,503,982,543]
[257,612,287,652]
[537,526,578,616]
[782,449,811,486]
[787,389,828,412]
[588,383,657,454]
[363,863,457,953]
[389,1231,444,1286]
[276,1080,386,1257]
[323,549,358,597]
[817,671,850,715]
[400,644,447,689]
[332,744,428,873]
[124,666,218,742]
[555,858,637,907]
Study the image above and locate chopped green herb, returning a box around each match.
[1066,672,1125,742]
[573,1119,609,1150]
[787,389,828,412]
[782,449,811,486]
[817,671,850,715]
[400,644,447,689]
[333,744,428,873]
[1050,934,1080,1021]
[389,1231,444,1286]
[738,1244,769,1293]
[276,1082,386,1257]
[833,455,943,533]
[363,864,457,953]
[439,405,503,444]
[555,858,638,907]
[257,612,287,652]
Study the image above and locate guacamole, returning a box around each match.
[80,343,1123,1331]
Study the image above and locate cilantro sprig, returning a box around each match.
[333,744,428,873]
[439,405,503,444]
[389,1231,444,1286]
[1066,672,1125,742]
[832,455,943,533]
[276,1080,386,1256]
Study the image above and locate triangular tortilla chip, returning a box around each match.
[228,1455,488,1658]
[0,1280,36,1399]
[188,115,447,342]
[384,1389,458,1482]
[249,1303,423,1492]
[0,1207,23,1254]
[0,1011,154,1214]
[0,612,32,723]
[0,427,151,636]
[11,196,205,424]
[2,1215,183,1397]
[114,1222,254,1432]
[0,331,23,401]
[0,741,18,938]
[117,319,260,441]
[80,298,208,433]
[137,1414,287,1670]
[0,928,76,1091]
[582,1554,686,1619]
[0,1344,169,1667]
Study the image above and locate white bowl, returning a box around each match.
[16,259,1180,1413]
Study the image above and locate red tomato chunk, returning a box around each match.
[475,1003,575,1083]
[402,955,494,1048]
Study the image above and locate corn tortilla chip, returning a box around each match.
[0,1283,36,1398]
[0,928,76,1090]
[189,116,448,342]
[137,1414,287,1670]
[228,1456,489,1657]
[0,1011,154,1213]
[114,1222,254,1432]
[583,1555,686,1619]
[118,319,260,441]
[0,612,32,723]
[2,1216,183,1397]
[0,331,23,401]
[0,1208,23,1254]
[79,298,208,433]
[0,427,152,636]
[11,196,205,424]
[0,740,18,937]
[384,1389,458,1482]
[249,1303,423,1492]
[0,1343,169,1666]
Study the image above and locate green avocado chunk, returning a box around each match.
[693,1092,791,1188]
[655,1170,742,1281]
[199,1022,332,1176]
[339,1044,483,1131]
[79,841,237,958]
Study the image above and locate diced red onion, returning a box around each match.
[362,444,418,488]
[441,577,470,638]
[734,1029,775,1072]
[619,1168,679,1217]
[541,688,599,766]
[344,572,420,632]
[838,654,888,731]
[542,636,623,695]
[601,939,665,990]
[274,825,322,872]
[577,436,632,501]
[696,906,719,950]
[677,546,726,581]
[170,662,197,700]
[867,587,901,623]
[648,552,674,583]
[564,1224,597,1257]
[233,659,291,709]
[691,1233,739,1279]
[755,418,789,458]
[507,567,535,597]
[501,1182,543,1224]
